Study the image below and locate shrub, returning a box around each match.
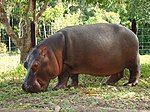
[85,8,120,24]
[0,42,7,54]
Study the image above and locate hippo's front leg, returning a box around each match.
[53,69,70,90]
[68,74,79,88]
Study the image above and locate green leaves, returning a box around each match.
[127,0,150,21]
[0,43,7,54]
[84,7,120,24]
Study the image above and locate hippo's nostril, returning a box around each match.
[22,84,25,91]
[22,84,32,92]
[22,84,28,92]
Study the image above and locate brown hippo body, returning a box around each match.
[22,23,140,93]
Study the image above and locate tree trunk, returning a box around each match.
[0,4,19,48]
[20,48,30,63]
[0,1,49,63]
[0,3,31,63]
[19,32,32,63]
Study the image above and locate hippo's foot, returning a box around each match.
[53,84,67,90]
[68,74,78,88]
[126,61,140,87]
[102,82,115,86]
[123,81,138,86]
[67,83,78,88]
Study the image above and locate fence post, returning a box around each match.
[43,22,47,39]
[31,0,36,47]
[0,29,1,42]
[31,21,36,47]
[131,19,137,35]
[8,16,14,53]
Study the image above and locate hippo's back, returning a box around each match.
[60,23,139,75]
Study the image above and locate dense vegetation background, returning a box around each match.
[0,0,150,62]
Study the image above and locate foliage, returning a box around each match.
[42,3,79,32]
[41,3,65,23]
[0,0,150,63]
[0,24,4,29]
[0,64,26,82]
[40,3,120,33]
[85,7,120,24]
[63,0,115,8]
[126,0,150,22]
[0,42,7,54]
[103,0,129,26]
[103,0,150,27]
[41,3,80,32]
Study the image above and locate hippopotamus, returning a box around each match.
[22,23,140,93]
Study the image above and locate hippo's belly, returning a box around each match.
[71,54,126,76]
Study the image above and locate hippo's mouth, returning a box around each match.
[22,79,48,93]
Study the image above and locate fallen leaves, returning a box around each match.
[80,88,96,95]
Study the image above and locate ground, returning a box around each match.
[0,54,19,73]
[0,54,150,112]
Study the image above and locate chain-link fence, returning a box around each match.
[138,21,150,55]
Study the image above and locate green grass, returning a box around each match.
[0,55,150,111]
[140,55,150,64]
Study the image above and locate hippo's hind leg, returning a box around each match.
[104,70,124,85]
[124,58,140,86]
[68,74,79,88]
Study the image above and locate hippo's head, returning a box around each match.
[22,47,58,93]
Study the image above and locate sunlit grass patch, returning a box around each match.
[0,54,20,73]
[140,55,150,64]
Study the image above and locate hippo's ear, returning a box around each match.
[41,47,48,57]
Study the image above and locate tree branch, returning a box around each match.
[25,0,31,38]
[0,3,19,47]
[35,1,49,21]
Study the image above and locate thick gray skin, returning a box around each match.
[54,23,140,89]
[22,23,140,92]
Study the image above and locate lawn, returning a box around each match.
[0,54,150,112]
[0,54,20,73]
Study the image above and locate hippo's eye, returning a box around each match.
[32,62,39,71]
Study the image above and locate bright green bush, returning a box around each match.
[0,64,26,82]
[41,3,120,33]
[0,42,7,54]
[41,3,80,32]
[85,8,120,24]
